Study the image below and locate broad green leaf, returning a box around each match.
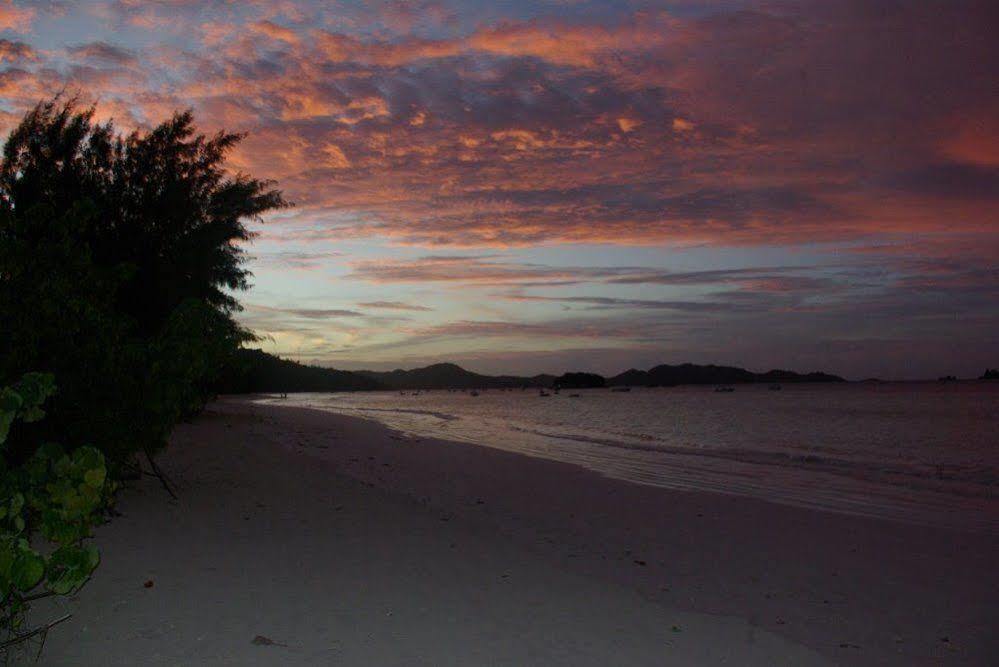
[46,544,99,594]
[85,545,100,570]
[53,454,72,477]
[0,388,23,414]
[84,467,107,489]
[12,551,44,591]
[14,373,56,410]
[21,405,46,422]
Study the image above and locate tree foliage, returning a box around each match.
[0,97,286,465]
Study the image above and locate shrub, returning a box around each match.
[0,97,286,469]
[1,373,111,656]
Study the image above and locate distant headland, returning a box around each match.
[217,349,848,394]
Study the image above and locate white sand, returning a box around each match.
[31,398,996,665]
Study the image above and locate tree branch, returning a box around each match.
[0,613,71,651]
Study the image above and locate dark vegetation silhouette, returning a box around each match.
[218,348,382,393]
[0,97,284,651]
[980,369,998,380]
[607,364,844,387]
[354,362,555,390]
[223,350,844,393]
[0,97,285,466]
[554,372,606,389]
[217,353,564,392]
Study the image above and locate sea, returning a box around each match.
[257,381,999,534]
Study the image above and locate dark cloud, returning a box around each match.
[0,39,36,62]
[887,163,999,200]
[345,256,641,285]
[357,301,433,311]
[252,250,344,269]
[607,267,800,286]
[67,41,137,64]
[245,304,365,319]
[499,294,757,313]
[284,308,365,318]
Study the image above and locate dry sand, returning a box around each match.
[31,397,997,665]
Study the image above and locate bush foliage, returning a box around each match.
[0,97,286,466]
[1,373,111,650]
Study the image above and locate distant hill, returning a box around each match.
[607,363,844,387]
[355,363,551,390]
[555,372,606,389]
[217,350,845,393]
[217,349,383,393]
[754,368,845,383]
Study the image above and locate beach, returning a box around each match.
[32,397,997,665]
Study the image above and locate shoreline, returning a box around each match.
[253,388,999,536]
[34,397,997,665]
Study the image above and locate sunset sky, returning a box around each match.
[2,0,996,379]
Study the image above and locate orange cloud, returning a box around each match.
[0,1,33,32]
[1,1,995,253]
[0,38,34,62]
[250,20,301,44]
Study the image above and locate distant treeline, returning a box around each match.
[217,349,382,392]
[217,350,846,393]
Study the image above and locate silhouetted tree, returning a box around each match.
[0,97,286,467]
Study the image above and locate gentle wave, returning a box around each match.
[256,383,999,534]
[313,402,998,496]
[350,406,461,422]
[506,423,998,498]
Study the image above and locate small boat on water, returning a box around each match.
[470,390,480,397]
[768,384,782,391]
[569,393,581,398]
[714,386,735,393]
[539,389,551,397]
[610,386,631,392]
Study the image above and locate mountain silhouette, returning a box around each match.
[219,351,846,393]
[608,363,844,387]
[355,363,553,390]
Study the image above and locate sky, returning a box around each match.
[1,0,996,379]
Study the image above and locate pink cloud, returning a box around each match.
[1,1,996,252]
[0,38,33,62]
[0,1,33,32]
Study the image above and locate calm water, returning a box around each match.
[257,382,999,533]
